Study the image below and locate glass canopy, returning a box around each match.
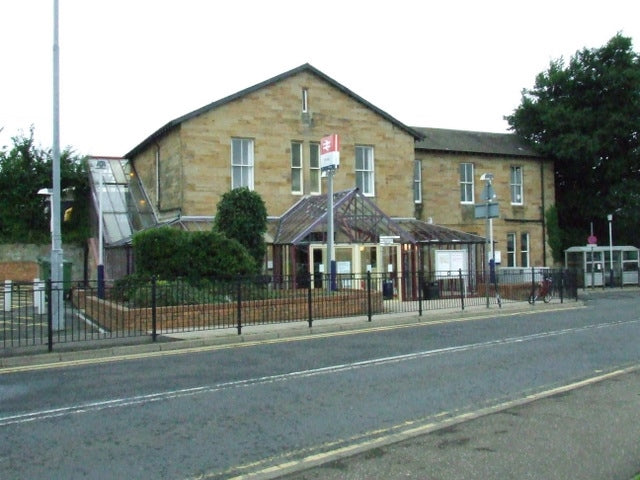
[273,188,484,246]
[89,157,155,245]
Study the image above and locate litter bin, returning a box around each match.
[382,279,394,300]
[423,281,439,300]
[38,257,73,295]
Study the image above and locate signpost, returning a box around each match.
[475,174,499,307]
[321,134,340,291]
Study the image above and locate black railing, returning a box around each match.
[0,268,578,353]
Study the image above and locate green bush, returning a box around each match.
[132,227,188,278]
[113,277,248,308]
[187,230,258,279]
[127,279,208,308]
[214,187,267,268]
[131,227,257,280]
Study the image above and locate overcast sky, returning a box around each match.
[1,0,639,157]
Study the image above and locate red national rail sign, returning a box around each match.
[320,134,340,171]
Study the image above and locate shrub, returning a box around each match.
[132,227,256,280]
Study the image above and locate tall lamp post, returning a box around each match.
[45,0,64,331]
[607,213,613,287]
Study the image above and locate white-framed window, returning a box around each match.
[291,141,303,194]
[309,142,321,195]
[510,166,523,205]
[460,163,474,203]
[507,233,517,267]
[520,232,530,267]
[301,88,308,113]
[413,159,422,204]
[231,138,254,189]
[355,145,375,196]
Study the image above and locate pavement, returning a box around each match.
[278,366,640,480]
[1,290,639,479]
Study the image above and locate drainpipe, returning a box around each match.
[540,159,547,266]
[154,142,161,209]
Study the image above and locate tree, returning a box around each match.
[506,34,640,250]
[0,128,90,243]
[544,205,564,264]
[213,187,267,270]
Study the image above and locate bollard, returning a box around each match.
[33,278,46,314]
[4,280,12,312]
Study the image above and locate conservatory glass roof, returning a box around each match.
[89,157,155,245]
[273,188,485,245]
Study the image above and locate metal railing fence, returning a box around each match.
[0,268,577,352]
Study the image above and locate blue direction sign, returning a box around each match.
[474,202,499,219]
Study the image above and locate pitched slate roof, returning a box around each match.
[125,63,423,158]
[413,127,541,158]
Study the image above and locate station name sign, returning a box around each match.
[320,134,340,171]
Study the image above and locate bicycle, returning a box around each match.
[528,274,552,304]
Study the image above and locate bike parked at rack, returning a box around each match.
[529,274,553,304]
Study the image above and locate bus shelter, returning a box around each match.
[564,245,639,288]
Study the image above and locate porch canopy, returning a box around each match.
[272,188,485,247]
[394,218,486,245]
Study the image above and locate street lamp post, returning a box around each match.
[607,213,613,287]
[37,187,64,330]
[48,0,64,330]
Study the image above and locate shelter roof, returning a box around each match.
[564,245,639,252]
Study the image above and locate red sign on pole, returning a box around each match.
[320,134,340,171]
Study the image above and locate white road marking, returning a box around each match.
[1,318,637,428]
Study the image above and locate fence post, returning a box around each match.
[367,271,372,322]
[151,276,157,342]
[236,276,242,335]
[485,267,490,308]
[530,267,536,304]
[417,270,423,316]
[559,269,565,303]
[46,279,53,352]
[307,273,313,328]
[459,268,465,310]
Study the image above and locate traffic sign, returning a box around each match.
[474,203,499,219]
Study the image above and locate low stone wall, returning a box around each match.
[0,244,85,281]
[0,261,39,282]
[476,282,532,301]
[72,289,384,333]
